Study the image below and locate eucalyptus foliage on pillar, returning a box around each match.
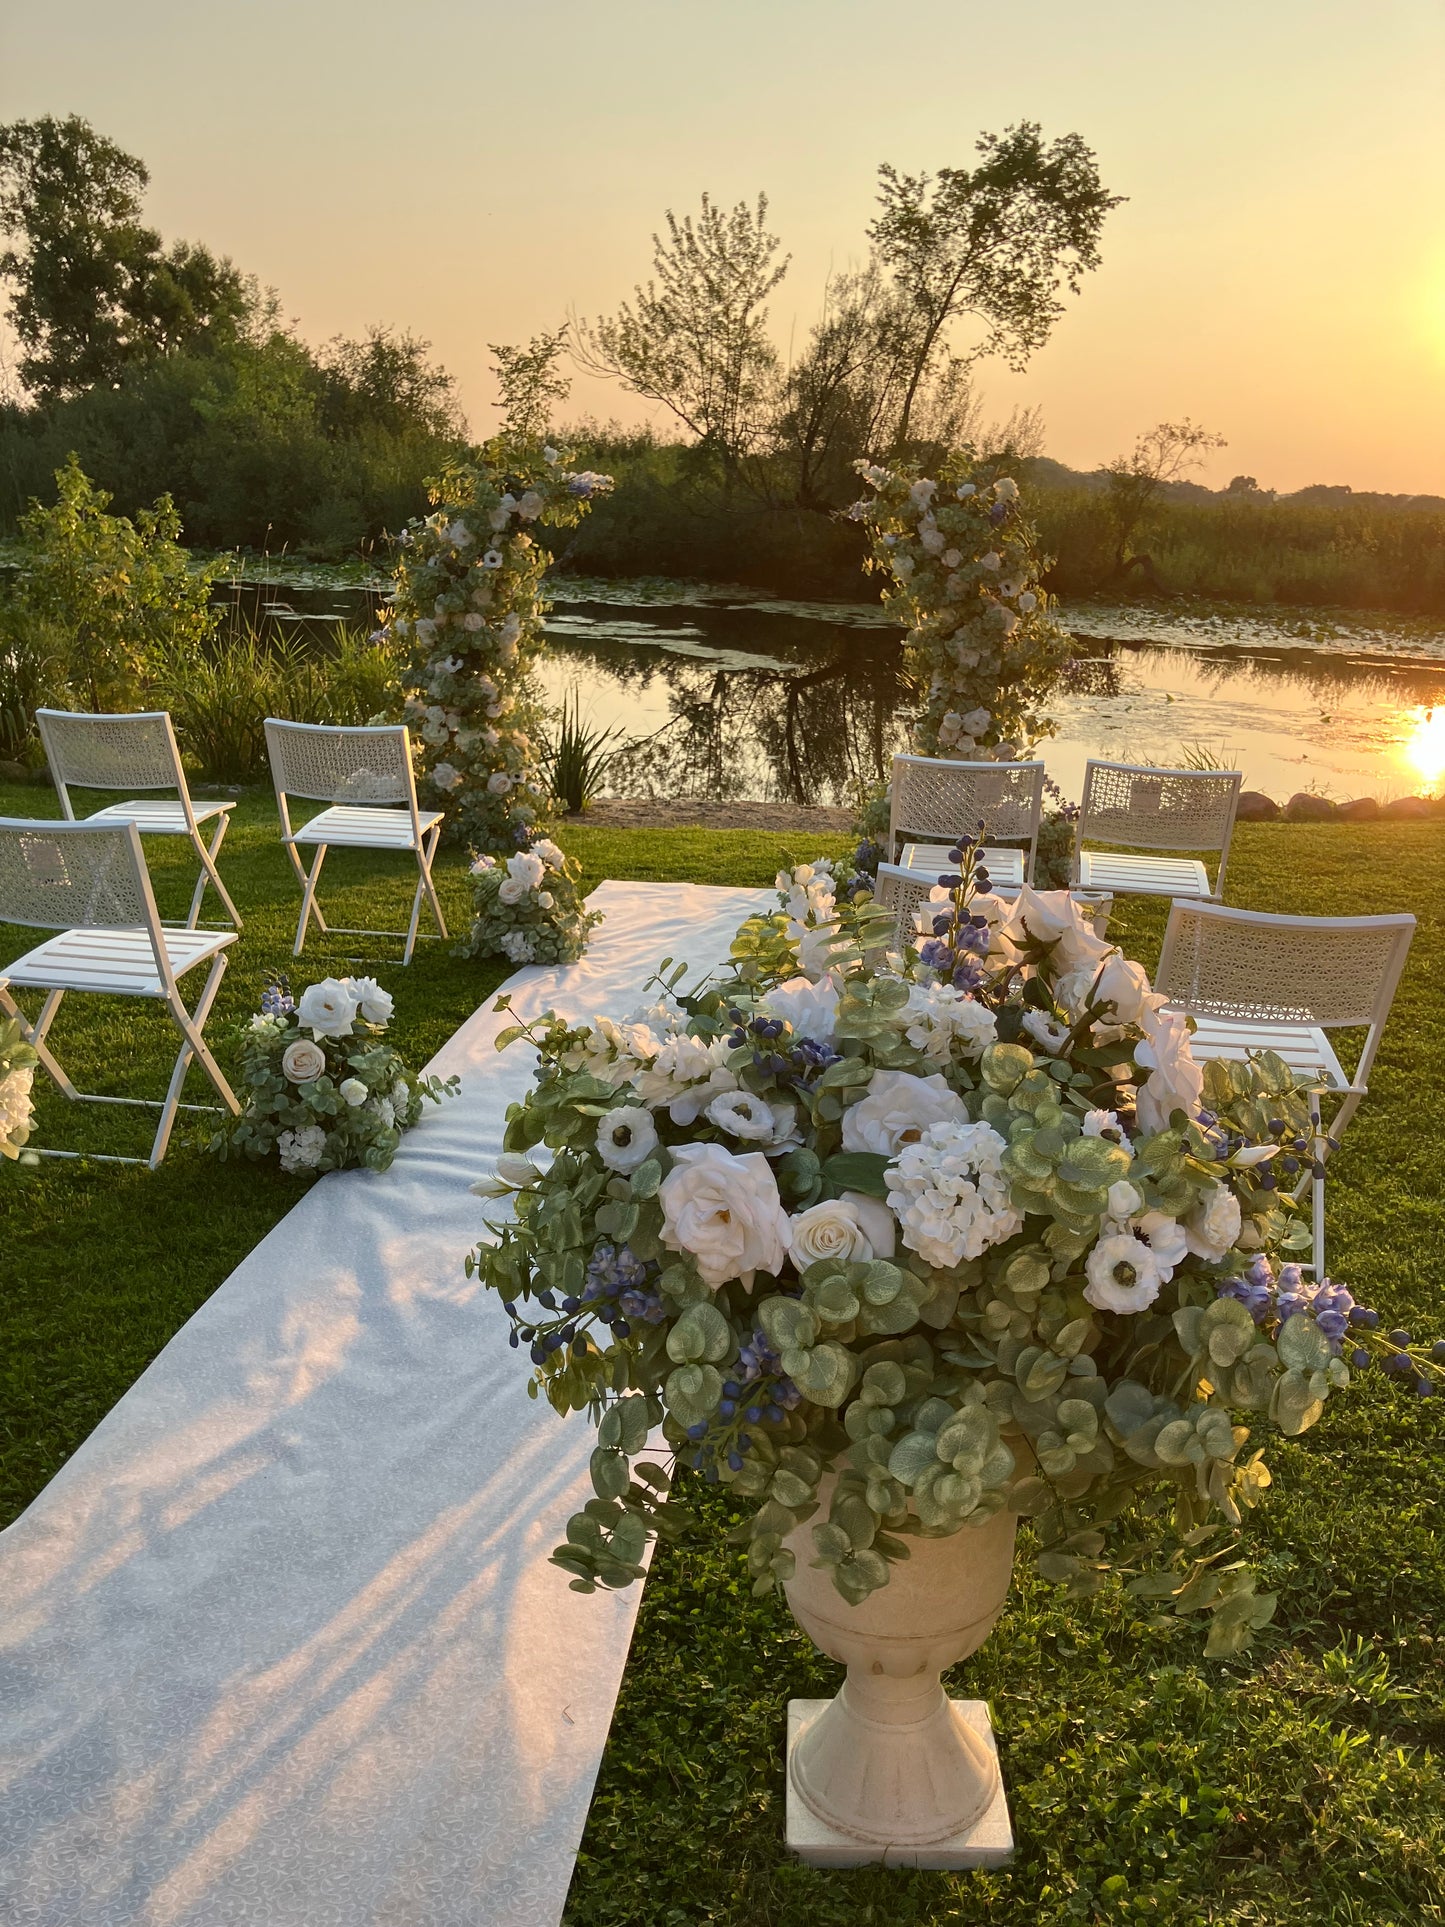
[391,439,613,852]
[850,457,1072,759]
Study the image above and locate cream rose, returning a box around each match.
[840,1068,967,1156]
[787,1192,896,1271]
[658,1142,790,1288]
[1185,1181,1243,1261]
[296,979,356,1039]
[280,1037,326,1082]
[497,875,527,906]
[1134,1007,1205,1134]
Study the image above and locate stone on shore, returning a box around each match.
[1285,792,1337,821]
[1337,797,1382,822]
[1236,791,1281,820]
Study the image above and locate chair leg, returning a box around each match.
[0,984,78,1097]
[1310,1090,1326,1278]
[152,955,239,1166]
[293,845,329,957]
[420,826,448,940]
[186,814,243,931]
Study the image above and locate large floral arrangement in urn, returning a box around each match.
[465,851,1440,1851]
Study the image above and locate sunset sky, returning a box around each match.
[3,0,1443,493]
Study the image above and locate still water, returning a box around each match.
[227,570,1445,807]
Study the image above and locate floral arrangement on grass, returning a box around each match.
[389,437,613,853]
[850,456,1073,759]
[456,834,601,967]
[0,1015,39,1161]
[468,846,1442,1658]
[212,974,458,1176]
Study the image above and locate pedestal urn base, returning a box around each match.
[782,1486,1018,1867]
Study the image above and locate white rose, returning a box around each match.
[508,850,545,889]
[596,1105,660,1173]
[533,837,565,870]
[1083,1231,1163,1314]
[344,975,393,1025]
[787,1193,896,1271]
[432,761,463,792]
[339,1077,369,1107]
[487,771,513,795]
[1134,1007,1205,1135]
[537,890,554,909]
[497,875,527,906]
[1185,1182,1243,1261]
[960,706,991,736]
[1106,1179,1143,1222]
[297,978,357,1039]
[796,923,841,983]
[658,1142,791,1288]
[281,1037,327,1082]
[758,975,839,1044]
[516,489,544,520]
[841,1068,967,1156]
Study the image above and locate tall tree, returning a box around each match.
[488,329,570,438]
[0,114,252,401]
[572,194,788,465]
[1102,418,1227,578]
[870,124,1123,449]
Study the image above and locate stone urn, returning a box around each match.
[782,1485,1018,1868]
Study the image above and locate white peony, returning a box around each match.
[487,771,514,795]
[885,1120,1020,1268]
[595,1105,660,1173]
[1134,1007,1205,1135]
[344,976,393,1025]
[507,850,546,889]
[339,1077,369,1107]
[1084,1232,1163,1314]
[658,1142,791,1288]
[758,975,839,1045]
[278,1124,328,1174]
[297,979,357,1039]
[532,838,566,870]
[841,1068,967,1157]
[497,875,527,906]
[1185,1181,1243,1261]
[787,1191,897,1271]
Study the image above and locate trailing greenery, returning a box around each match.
[0,792,1440,1921]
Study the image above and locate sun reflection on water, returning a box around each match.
[1402,706,1445,794]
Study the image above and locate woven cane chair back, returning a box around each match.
[889,756,1045,864]
[36,709,184,804]
[264,720,415,807]
[1077,760,1242,855]
[0,818,157,932]
[1156,901,1415,1029]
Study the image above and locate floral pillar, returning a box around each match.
[390,439,613,854]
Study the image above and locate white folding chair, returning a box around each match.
[36,708,242,930]
[1156,899,1415,1274]
[1072,760,1243,903]
[888,754,1046,894]
[264,719,446,966]
[0,818,240,1167]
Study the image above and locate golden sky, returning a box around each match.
[3,0,1443,493]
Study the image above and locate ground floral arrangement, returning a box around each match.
[212,974,457,1176]
[388,436,613,854]
[850,456,1074,760]
[0,1015,38,1162]
[457,834,600,967]
[469,855,1443,1658]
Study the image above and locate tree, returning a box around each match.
[0,114,252,400]
[572,194,788,465]
[870,125,1123,449]
[1101,418,1228,579]
[489,329,571,438]
[17,454,223,708]
[318,326,462,439]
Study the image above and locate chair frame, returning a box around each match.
[0,817,240,1168]
[264,719,447,966]
[35,708,242,932]
[1156,898,1415,1274]
[1071,759,1243,902]
[888,754,1046,880]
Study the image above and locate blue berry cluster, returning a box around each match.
[724,1008,840,1090]
[1194,1110,1325,1191]
[504,1240,666,1365]
[1219,1259,1444,1395]
[259,977,294,1017]
[682,1328,802,1477]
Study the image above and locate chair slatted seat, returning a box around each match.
[1156,899,1415,1274]
[899,842,1027,893]
[1072,760,1243,903]
[0,818,240,1167]
[36,709,242,930]
[264,719,447,965]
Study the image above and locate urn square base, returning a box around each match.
[784,1698,1014,1870]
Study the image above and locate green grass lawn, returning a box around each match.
[1,786,1442,1925]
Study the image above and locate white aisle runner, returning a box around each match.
[0,882,765,1927]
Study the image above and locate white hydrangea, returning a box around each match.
[499,929,536,963]
[0,1064,35,1151]
[278,1124,328,1174]
[902,982,998,1065]
[884,1120,1021,1269]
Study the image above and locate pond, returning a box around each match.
[216,569,1445,808]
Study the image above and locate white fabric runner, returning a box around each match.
[0,882,766,1927]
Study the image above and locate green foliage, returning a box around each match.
[15,454,223,709]
[456,839,602,966]
[544,688,630,814]
[0,593,71,761]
